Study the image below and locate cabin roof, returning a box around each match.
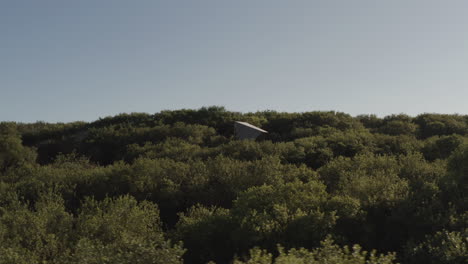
[234,121,268,133]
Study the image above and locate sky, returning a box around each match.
[1,1,468,122]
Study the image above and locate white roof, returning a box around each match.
[235,121,268,133]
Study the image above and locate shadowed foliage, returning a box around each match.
[1,108,467,263]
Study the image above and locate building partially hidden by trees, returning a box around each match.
[0,108,467,264]
[234,121,268,140]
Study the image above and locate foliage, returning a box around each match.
[234,237,397,264]
[172,205,234,264]
[1,108,467,263]
[405,230,468,264]
[0,123,36,172]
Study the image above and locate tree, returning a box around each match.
[405,230,468,264]
[234,237,397,264]
[73,195,184,264]
[172,205,234,264]
[231,181,336,252]
[0,123,36,173]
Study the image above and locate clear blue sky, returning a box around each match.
[2,1,468,122]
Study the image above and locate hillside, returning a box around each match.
[0,107,466,263]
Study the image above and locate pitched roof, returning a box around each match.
[235,121,268,133]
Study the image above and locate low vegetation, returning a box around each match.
[0,107,466,263]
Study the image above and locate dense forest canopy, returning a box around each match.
[0,107,466,263]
